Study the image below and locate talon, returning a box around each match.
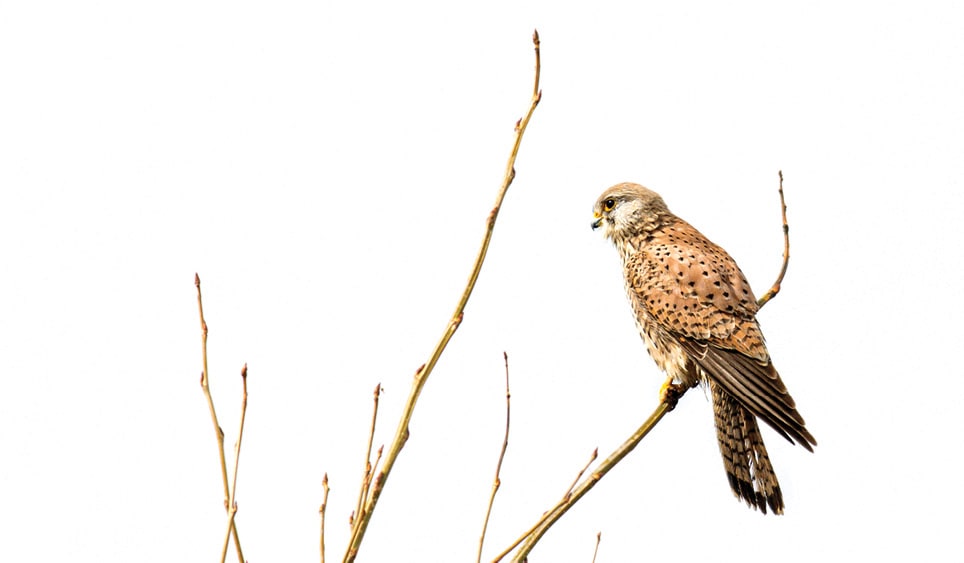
[658,376,673,400]
[659,377,685,411]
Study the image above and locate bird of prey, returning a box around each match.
[591,182,815,514]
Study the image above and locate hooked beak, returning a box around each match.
[591,213,602,230]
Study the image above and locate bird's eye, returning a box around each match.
[603,198,616,212]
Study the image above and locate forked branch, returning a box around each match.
[220,365,249,563]
[492,448,599,562]
[345,384,382,546]
[196,274,245,563]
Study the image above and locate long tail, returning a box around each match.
[711,381,784,514]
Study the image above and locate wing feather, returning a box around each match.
[629,217,816,451]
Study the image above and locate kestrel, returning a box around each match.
[591,182,815,514]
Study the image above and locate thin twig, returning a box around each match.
[371,445,383,487]
[564,448,599,499]
[320,473,330,563]
[220,365,249,563]
[341,30,543,563]
[492,446,600,563]
[477,352,513,563]
[347,384,382,548]
[757,170,790,308]
[591,532,602,563]
[196,274,244,563]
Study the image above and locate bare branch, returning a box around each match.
[196,274,244,562]
[497,400,674,562]
[320,473,330,563]
[591,532,602,563]
[477,352,512,563]
[220,365,249,563]
[757,170,790,309]
[345,384,382,551]
[492,447,599,563]
[341,30,543,563]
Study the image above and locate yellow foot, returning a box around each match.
[658,377,685,411]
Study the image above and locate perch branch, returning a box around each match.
[492,447,599,563]
[506,401,673,562]
[341,29,542,563]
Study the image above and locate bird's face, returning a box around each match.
[591,193,623,239]
[592,183,661,241]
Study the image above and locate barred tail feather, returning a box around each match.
[711,381,784,514]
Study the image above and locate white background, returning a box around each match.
[2,1,962,561]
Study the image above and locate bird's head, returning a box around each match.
[591,182,670,241]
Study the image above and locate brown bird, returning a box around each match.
[591,182,815,514]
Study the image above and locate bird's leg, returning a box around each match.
[658,376,687,411]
